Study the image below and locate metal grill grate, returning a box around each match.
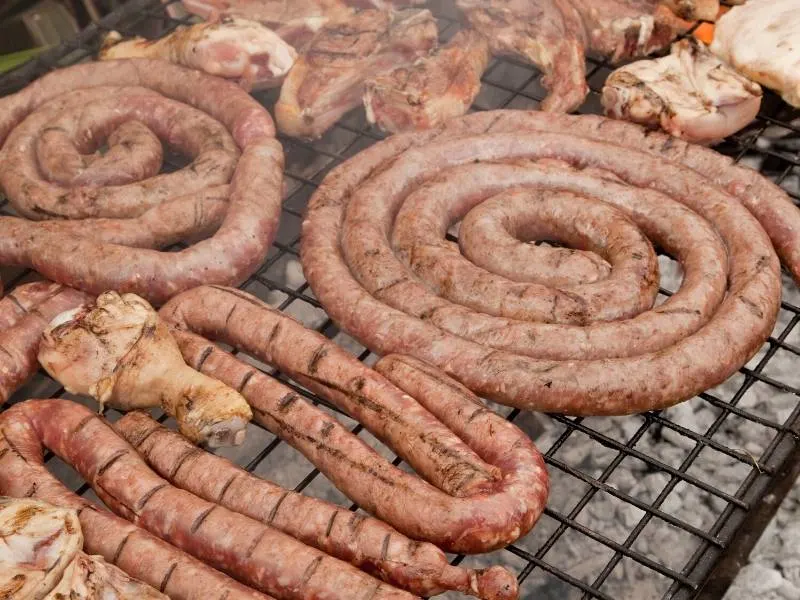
[1,1,799,599]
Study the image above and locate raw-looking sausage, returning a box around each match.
[0,59,283,304]
[0,283,90,403]
[0,399,420,600]
[115,411,518,600]
[159,285,549,555]
[0,401,271,600]
[300,110,787,415]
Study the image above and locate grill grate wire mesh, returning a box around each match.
[0,1,799,598]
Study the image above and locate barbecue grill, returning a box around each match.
[1,1,799,598]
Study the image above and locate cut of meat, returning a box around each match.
[276,9,438,139]
[570,0,692,63]
[364,29,491,132]
[602,38,762,143]
[179,0,352,46]
[457,0,589,113]
[99,18,297,90]
[710,0,800,109]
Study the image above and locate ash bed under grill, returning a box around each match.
[1,1,799,598]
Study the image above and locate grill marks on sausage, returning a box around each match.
[0,60,282,304]
[299,109,785,416]
[158,286,548,558]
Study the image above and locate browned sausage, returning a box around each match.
[0,401,271,600]
[0,285,89,403]
[457,191,612,286]
[115,410,518,600]
[300,109,785,415]
[0,399,418,600]
[159,285,549,555]
[0,59,283,304]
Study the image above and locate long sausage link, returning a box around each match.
[300,109,785,415]
[0,401,271,600]
[0,59,283,304]
[159,285,549,555]
[0,399,419,600]
[115,410,519,600]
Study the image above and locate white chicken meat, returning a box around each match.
[602,38,762,144]
[710,0,800,109]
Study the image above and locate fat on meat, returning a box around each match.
[457,0,589,113]
[602,38,762,143]
[276,8,438,139]
[364,29,491,133]
[178,0,352,46]
[710,0,800,109]
[98,18,297,90]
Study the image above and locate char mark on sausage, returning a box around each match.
[299,110,790,415]
[158,285,549,555]
[0,59,283,304]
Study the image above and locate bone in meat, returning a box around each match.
[602,38,762,144]
[364,29,491,133]
[99,18,297,90]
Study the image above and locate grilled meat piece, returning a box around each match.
[179,0,352,47]
[276,8,438,139]
[570,0,692,63]
[602,38,762,143]
[457,0,588,112]
[710,0,800,109]
[364,29,490,132]
[99,18,297,90]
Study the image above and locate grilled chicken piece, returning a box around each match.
[457,0,588,112]
[0,497,83,598]
[179,0,352,47]
[710,0,800,109]
[661,0,719,21]
[39,292,252,447]
[276,9,438,139]
[602,38,761,144]
[570,0,692,63]
[364,29,490,132]
[0,497,166,599]
[99,18,297,90]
